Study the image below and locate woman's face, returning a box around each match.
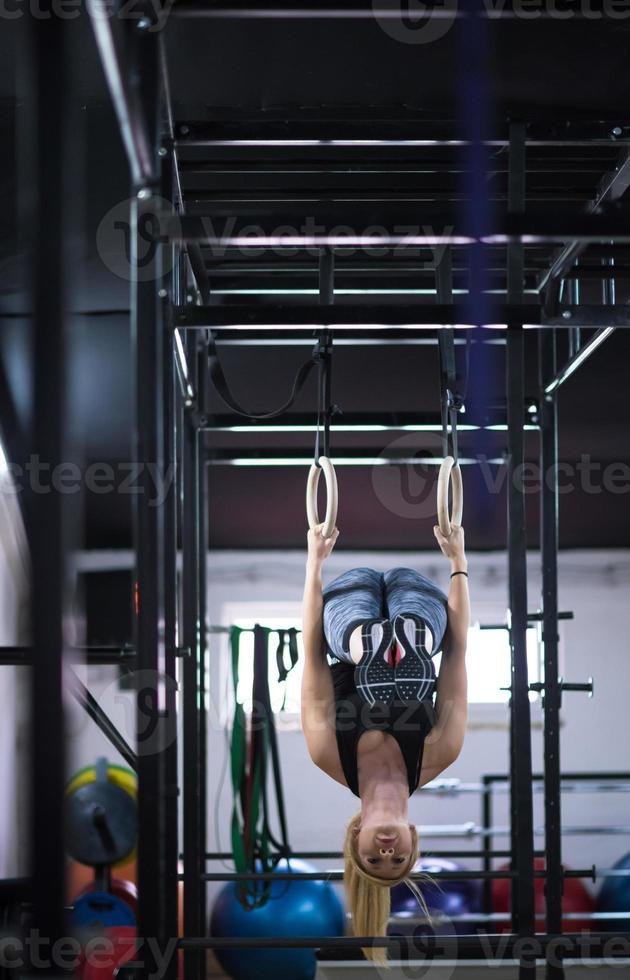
[355,822,414,880]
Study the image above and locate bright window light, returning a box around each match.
[230,614,305,716]
[0,439,7,473]
[222,609,540,716]
[439,624,540,704]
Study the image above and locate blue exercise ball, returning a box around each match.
[209,858,345,980]
[72,891,136,930]
[597,851,630,930]
[389,858,482,936]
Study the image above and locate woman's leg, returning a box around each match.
[322,567,384,664]
[383,567,448,654]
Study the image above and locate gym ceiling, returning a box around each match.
[1,6,630,551]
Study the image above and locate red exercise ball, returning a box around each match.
[76,926,137,980]
[491,858,595,932]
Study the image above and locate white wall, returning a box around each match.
[66,548,630,908]
[0,479,30,877]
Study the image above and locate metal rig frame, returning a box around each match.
[12,3,630,980]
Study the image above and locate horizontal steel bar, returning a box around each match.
[202,849,532,861]
[485,771,630,783]
[172,0,630,18]
[205,451,505,466]
[195,870,520,882]
[0,646,137,665]
[168,211,630,246]
[175,303,630,329]
[211,333,507,345]
[202,409,530,431]
[194,868,597,883]
[178,933,630,954]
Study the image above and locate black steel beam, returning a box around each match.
[196,867,596,882]
[67,670,138,772]
[162,148,181,980]
[539,330,563,980]
[129,21,167,977]
[204,448,507,464]
[170,0,630,25]
[178,933,630,956]
[200,408,532,429]
[0,646,137,665]
[210,331,503,344]
[182,381,203,980]
[173,303,630,330]
[24,11,69,972]
[544,327,615,394]
[87,4,156,187]
[482,774,494,916]
[169,209,630,247]
[506,123,536,955]
[196,341,209,957]
[537,149,630,297]
[203,849,530,861]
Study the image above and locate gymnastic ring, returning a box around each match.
[437,455,463,537]
[306,456,338,540]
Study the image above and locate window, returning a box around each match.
[231,618,304,715]
[220,603,305,718]
[435,624,540,704]
[220,603,541,718]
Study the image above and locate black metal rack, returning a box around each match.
[11,4,630,980]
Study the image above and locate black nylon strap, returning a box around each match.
[275,628,299,684]
[436,247,463,463]
[253,626,292,858]
[313,332,334,464]
[207,329,318,420]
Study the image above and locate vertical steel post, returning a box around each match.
[182,330,203,980]
[507,122,536,968]
[482,776,493,915]
[129,17,167,973]
[162,144,181,980]
[23,12,69,974]
[196,341,209,942]
[540,329,564,979]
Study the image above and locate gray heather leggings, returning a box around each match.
[322,567,448,665]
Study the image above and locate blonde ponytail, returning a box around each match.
[343,812,430,967]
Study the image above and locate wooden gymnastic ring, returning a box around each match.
[437,455,463,537]
[306,456,338,539]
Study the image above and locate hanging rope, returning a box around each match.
[306,249,340,538]
[436,248,465,535]
[438,330,464,466]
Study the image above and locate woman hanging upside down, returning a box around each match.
[301,523,469,962]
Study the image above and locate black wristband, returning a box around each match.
[450,570,468,578]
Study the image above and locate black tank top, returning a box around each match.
[330,661,437,798]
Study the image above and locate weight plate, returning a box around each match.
[66,782,137,866]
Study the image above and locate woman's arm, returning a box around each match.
[300,524,347,783]
[421,525,469,781]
